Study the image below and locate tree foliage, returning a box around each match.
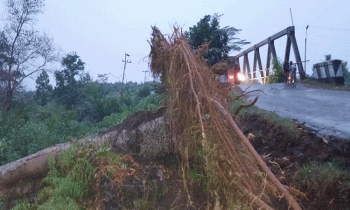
[54,52,85,108]
[342,62,350,85]
[267,58,284,84]
[35,70,52,106]
[0,0,58,113]
[1,80,163,165]
[186,14,249,65]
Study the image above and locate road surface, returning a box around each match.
[240,83,350,139]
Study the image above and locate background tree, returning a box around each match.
[54,52,85,108]
[342,62,350,85]
[186,14,249,65]
[267,58,284,84]
[0,32,11,105]
[35,70,52,106]
[0,0,58,113]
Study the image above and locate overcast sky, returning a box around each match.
[1,0,350,90]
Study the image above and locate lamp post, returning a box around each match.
[305,25,309,73]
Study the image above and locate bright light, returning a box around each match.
[228,75,234,80]
[237,73,245,81]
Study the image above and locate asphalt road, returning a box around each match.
[240,83,350,139]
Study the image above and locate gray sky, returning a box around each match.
[2,0,350,90]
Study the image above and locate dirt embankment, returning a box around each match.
[238,113,350,210]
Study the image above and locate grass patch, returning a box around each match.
[293,161,350,209]
[231,98,300,138]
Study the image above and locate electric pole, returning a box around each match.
[142,70,149,83]
[122,53,131,84]
[305,25,309,74]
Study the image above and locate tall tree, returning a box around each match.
[0,32,11,105]
[54,52,85,108]
[0,0,58,113]
[35,70,52,106]
[186,14,249,65]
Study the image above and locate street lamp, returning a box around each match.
[305,25,309,74]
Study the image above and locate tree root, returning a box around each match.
[233,96,258,115]
[210,97,302,210]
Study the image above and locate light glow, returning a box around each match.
[228,75,234,80]
[237,73,245,81]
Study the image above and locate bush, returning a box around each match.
[0,81,163,165]
[267,58,284,84]
[1,121,54,163]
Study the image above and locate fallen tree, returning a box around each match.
[0,108,169,189]
[149,26,302,209]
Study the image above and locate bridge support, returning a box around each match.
[229,26,306,83]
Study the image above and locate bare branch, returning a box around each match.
[233,96,258,115]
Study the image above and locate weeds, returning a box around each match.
[293,161,350,209]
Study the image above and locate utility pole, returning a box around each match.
[142,70,149,83]
[122,53,131,84]
[305,25,309,74]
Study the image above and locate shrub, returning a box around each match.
[267,58,284,84]
[2,121,54,163]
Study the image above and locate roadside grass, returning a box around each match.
[301,76,350,91]
[230,98,300,138]
[293,161,350,209]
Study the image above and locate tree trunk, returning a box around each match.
[0,107,168,189]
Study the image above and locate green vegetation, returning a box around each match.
[267,57,284,84]
[9,142,169,209]
[0,80,163,165]
[9,143,127,209]
[342,61,350,85]
[294,162,350,209]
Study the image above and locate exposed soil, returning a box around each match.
[237,113,350,210]
[98,155,207,210]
